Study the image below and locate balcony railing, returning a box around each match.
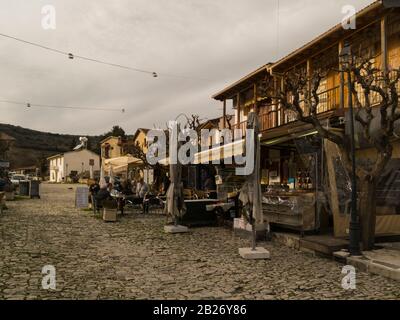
[316,85,340,113]
[231,120,247,133]
[231,86,342,137]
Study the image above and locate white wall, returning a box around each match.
[63,149,100,178]
[48,149,100,183]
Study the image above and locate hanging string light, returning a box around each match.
[0,99,125,113]
[0,32,205,80]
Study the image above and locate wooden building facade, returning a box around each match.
[212,0,400,237]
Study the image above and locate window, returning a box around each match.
[104,143,111,159]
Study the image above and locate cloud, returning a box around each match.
[0,0,373,135]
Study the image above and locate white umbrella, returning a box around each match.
[99,165,107,188]
[104,155,142,168]
[109,166,115,185]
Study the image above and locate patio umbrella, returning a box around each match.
[109,166,115,185]
[165,122,186,225]
[239,112,264,250]
[99,165,107,189]
[104,155,142,169]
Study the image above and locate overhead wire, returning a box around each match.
[0,99,125,113]
[0,32,207,80]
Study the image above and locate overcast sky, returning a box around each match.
[0,0,373,135]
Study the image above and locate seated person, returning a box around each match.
[122,179,133,195]
[113,179,123,192]
[89,182,100,195]
[88,182,100,205]
[94,183,113,208]
[136,178,149,198]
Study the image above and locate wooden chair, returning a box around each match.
[144,195,164,214]
[124,196,145,214]
[183,189,194,200]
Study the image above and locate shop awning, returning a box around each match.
[193,139,245,164]
[261,129,319,147]
[103,154,143,173]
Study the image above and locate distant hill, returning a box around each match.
[0,123,103,170]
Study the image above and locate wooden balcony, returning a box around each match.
[230,86,342,137]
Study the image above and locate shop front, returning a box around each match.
[260,129,326,235]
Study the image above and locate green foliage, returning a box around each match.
[0,123,102,169]
[104,125,126,138]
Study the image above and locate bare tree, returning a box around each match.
[186,114,201,130]
[274,57,400,250]
[225,114,233,130]
[127,141,147,164]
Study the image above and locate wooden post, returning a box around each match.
[307,59,312,92]
[273,76,278,128]
[339,41,345,109]
[236,93,241,127]
[253,83,258,113]
[307,59,312,112]
[280,77,285,125]
[222,99,226,129]
[381,15,388,74]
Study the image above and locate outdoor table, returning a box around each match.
[110,191,125,214]
[205,201,238,223]
[181,199,219,227]
[123,195,146,214]
[205,202,235,213]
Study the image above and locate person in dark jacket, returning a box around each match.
[93,183,113,210]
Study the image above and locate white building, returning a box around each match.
[48,149,100,183]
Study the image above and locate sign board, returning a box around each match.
[75,187,89,208]
[89,159,95,166]
[19,181,30,196]
[29,180,40,198]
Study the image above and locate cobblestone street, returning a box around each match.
[0,183,399,300]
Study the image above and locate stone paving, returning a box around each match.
[0,183,399,300]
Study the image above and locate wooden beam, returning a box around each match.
[280,77,285,126]
[253,83,258,113]
[307,59,312,104]
[236,93,241,126]
[222,99,226,129]
[381,14,388,73]
[273,17,383,75]
[273,76,278,128]
[338,41,345,109]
